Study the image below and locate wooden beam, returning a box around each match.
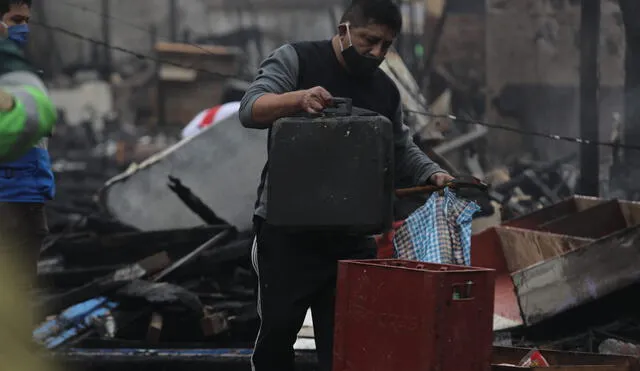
[205,0,344,10]
[619,0,640,173]
[38,252,171,317]
[579,0,600,196]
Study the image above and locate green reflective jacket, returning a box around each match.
[0,39,57,162]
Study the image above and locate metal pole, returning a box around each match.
[101,0,112,80]
[619,0,640,173]
[423,0,449,92]
[151,25,166,127]
[408,0,416,75]
[169,0,178,42]
[579,0,600,196]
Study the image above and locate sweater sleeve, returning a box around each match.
[239,44,300,129]
[0,71,57,162]
[392,101,448,185]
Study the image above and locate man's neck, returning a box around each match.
[331,35,347,69]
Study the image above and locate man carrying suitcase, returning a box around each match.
[239,1,453,369]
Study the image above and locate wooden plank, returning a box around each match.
[51,226,225,267]
[493,346,638,369]
[152,229,232,281]
[539,200,627,239]
[495,226,592,272]
[618,200,640,226]
[493,366,623,370]
[146,312,163,344]
[39,252,171,317]
[155,42,241,56]
[38,265,125,289]
[503,198,581,230]
[203,0,344,10]
[471,228,524,330]
[512,225,640,326]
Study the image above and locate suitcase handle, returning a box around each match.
[297,97,353,117]
[324,97,352,116]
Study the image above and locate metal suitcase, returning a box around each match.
[267,98,394,235]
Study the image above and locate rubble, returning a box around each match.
[36,85,640,370]
[26,32,640,371]
[38,104,640,368]
[37,140,257,353]
[39,149,640,370]
[36,223,256,351]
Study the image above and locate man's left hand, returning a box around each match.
[0,89,14,112]
[429,172,455,187]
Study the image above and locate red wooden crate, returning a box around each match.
[333,259,496,371]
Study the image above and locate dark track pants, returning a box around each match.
[0,202,47,285]
[250,218,376,371]
[0,202,47,343]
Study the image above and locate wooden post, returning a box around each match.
[579,0,600,196]
[423,0,449,92]
[169,0,178,42]
[101,0,112,81]
[146,312,163,344]
[151,25,166,127]
[619,0,640,188]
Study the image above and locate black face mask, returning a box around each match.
[340,25,384,77]
[342,46,384,77]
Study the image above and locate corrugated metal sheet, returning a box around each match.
[100,115,267,232]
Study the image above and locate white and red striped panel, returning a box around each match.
[181,101,241,138]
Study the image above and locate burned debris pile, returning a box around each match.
[37,173,258,352]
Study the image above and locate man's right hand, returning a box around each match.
[245,86,334,128]
[299,86,333,114]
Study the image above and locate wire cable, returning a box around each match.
[57,0,222,58]
[30,20,237,79]
[405,109,639,151]
[30,14,637,152]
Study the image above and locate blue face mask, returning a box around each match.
[8,24,29,48]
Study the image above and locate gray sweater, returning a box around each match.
[239,44,446,219]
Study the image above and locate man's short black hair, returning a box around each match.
[340,0,403,35]
[0,0,31,15]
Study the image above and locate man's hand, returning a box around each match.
[429,172,455,187]
[299,86,333,114]
[0,89,15,112]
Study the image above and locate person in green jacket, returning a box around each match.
[0,27,57,347]
[0,34,57,161]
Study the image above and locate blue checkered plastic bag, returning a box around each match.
[393,187,480,266]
